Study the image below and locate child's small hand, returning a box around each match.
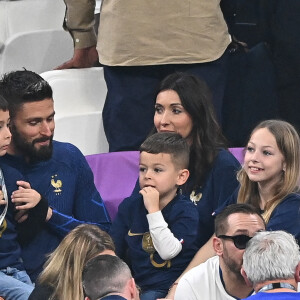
[140,186,160,213]
[0,190,6,206]
[11,181,42,210]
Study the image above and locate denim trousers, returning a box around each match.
[140,289,167,300]
[0,267,33,300]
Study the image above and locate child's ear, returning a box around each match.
[176,169,189,186]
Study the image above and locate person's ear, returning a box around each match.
[129,278,139,300]
[282,161,286,172]
[213,236,223,256]
[241,266,253,287]
[294,262,300,282]
[176,169,189,186]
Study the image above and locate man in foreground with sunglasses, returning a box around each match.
[241,230,300,299]
[174,204,265,300]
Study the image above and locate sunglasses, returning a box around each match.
[217,234,252,249]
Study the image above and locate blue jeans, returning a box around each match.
[0,267,34,300]
[140,289,167,300]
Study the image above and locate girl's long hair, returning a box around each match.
[237,120,300,223]
[38,224,115,300]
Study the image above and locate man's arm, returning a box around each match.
[45,148,111,236]
[12,181,49,244]
[56,0,98,69]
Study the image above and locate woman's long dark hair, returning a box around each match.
[156,72,227,191]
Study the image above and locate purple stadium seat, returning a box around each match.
[86,151,140,220]
[229,147,244,164]
[86,148,244,220]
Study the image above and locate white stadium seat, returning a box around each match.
[0,0,66,45]
[0,29,73,75]
[40,68,109,155]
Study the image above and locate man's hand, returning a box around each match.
[55,46,99,69]
[140,186,160,214]
[14,210,28,223]
[12,181,42,210]
[165,284,177,299]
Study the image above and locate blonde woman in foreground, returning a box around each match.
[28,224,115,300]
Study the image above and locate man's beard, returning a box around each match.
[223,246,244,278]
[11,126,53,163]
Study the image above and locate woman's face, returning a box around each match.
[244,127,286,190]
[154,90,193,139]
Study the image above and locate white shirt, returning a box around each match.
[175,256,237,300]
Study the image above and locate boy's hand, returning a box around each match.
[11,181,42,210]
[140,186,160,213]
[0,190,6,206]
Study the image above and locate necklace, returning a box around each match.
[258,282,296,293]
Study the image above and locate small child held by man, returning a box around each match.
[0,95,48,300]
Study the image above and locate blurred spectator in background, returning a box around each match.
[59,0,231,151]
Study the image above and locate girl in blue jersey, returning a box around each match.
[169,119,300,298]
[235,119,300,240]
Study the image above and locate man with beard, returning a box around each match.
[174,204,266,300]
[0,70,111,281]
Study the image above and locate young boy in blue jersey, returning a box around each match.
[0,95,48,300]
[110,132,199,300]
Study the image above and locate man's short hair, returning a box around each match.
[243,230,300,286]
[140,132,189,169]
[215,204,265,236]
[82,255,133,300]
[0,70,53,119]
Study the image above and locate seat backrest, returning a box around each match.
[229,147,244,164]
[0,0,66,45]
[55,113,109,155]
[41,68,107,115]
[86,151,140,220]
[41,68,109,155]
[86,148,244,220]
[0,29,73,75]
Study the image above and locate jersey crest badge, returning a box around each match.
[51,174,62,194]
